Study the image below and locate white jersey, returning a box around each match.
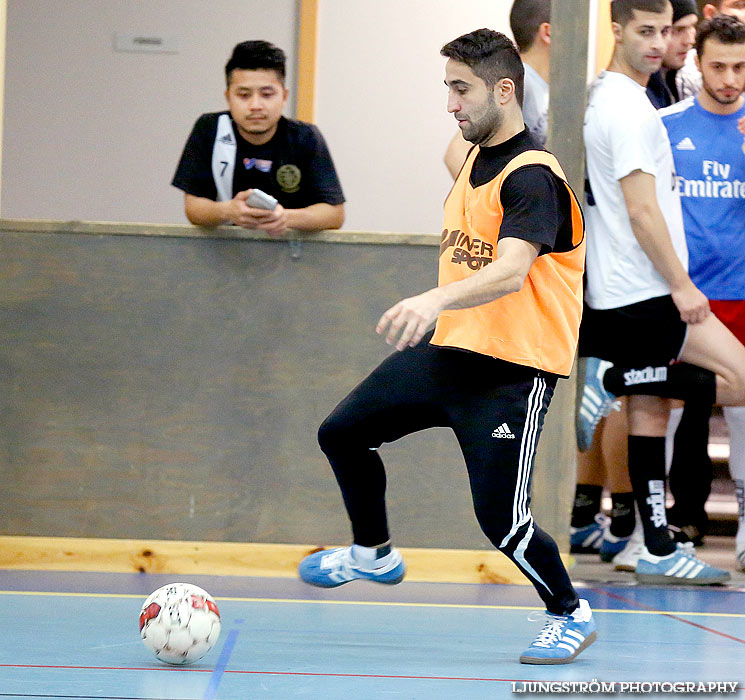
[677,48,702,101]
[523,63,549,147]
[583,71,688,309]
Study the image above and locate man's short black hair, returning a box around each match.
[441,28,525,107]
[695,13,745,56]
[225,40,286,86]
[610,0,671,26]
[509,0,551,53]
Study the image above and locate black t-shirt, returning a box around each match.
[469,128,574,255]
[172,112,345,209]
[646,69,678,110]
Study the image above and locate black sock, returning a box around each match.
[609,492,635,537]
[571,484,603,528]
[604,363,716,404]
[628,436,676,556]
[375,543,391,558]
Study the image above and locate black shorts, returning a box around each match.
[578,295,687,367]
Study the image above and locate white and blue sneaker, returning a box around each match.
[577,358,616,451]
[570,513,609,554]
[599,529,631,562]
[520,599,597,665]
[635,542,731,585]
[611,529,645,572]
[298,545,406,588]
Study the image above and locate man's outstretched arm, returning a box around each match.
[377,237,540,351]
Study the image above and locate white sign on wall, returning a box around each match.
[114,33,179,54]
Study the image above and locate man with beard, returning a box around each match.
[298,28,594,665]
[660,14,745,571]
[661,0,745,551]
[646,0,699,108]
[677,0,745,98]
[443,0,552,177]
[579,0,745,584]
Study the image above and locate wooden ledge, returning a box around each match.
[0,536,570,585]
[0,218,440,247]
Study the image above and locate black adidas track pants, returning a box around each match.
[318,331,579,615]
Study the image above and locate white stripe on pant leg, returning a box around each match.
[502,378,545,546]
[515,378,546,527]
[498,378,554,596]
[511,379,540,526]
[512,519,553,595]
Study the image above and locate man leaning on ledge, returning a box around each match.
[172,40,345,237]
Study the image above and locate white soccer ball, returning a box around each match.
[139,582,222,665]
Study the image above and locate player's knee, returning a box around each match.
[318,413,347,455]
[715,363,745,406]
[727,368,745,405]
[630,412,668,435]
[473,506,515,546]
[628,396,670,435]
[318,404,372,455]
[482,526,514,549]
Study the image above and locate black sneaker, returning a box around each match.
[668,523,704,547]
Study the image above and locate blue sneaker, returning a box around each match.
[520,599,597,665]
[635,542,731,585]
[298,546,406,588]
[577,358,616,451]
[570,513,609,554]
[599,529,631,562]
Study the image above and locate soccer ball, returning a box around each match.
[139,583,221,665]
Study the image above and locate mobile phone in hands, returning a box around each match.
[245,189,278,210]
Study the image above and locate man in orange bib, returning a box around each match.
[298,28,593,665]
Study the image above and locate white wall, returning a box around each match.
[1,0,297,223]
[1,0,512,231]
[316,0,512,234]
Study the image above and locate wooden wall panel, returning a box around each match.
[0,226,574,551]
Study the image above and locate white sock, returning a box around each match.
[724,406,745,547]
[665,406,683,475]
[351,543,394,569]
[735,480,745,550]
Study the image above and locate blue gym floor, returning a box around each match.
[0,570,743,699]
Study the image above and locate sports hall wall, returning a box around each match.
[0,0,510,232]
[0,2,599,551]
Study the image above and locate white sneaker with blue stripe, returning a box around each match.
[520,599,597,665]
[298,546,405,588]
[576,358,616,451]
[635,542,730,585]
[612,531,645,572]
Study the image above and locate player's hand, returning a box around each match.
[252,203,288,238]
[227,191,287,236]
[738,115,745,136]
[376,288,448,351]
[671,280,710,325]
